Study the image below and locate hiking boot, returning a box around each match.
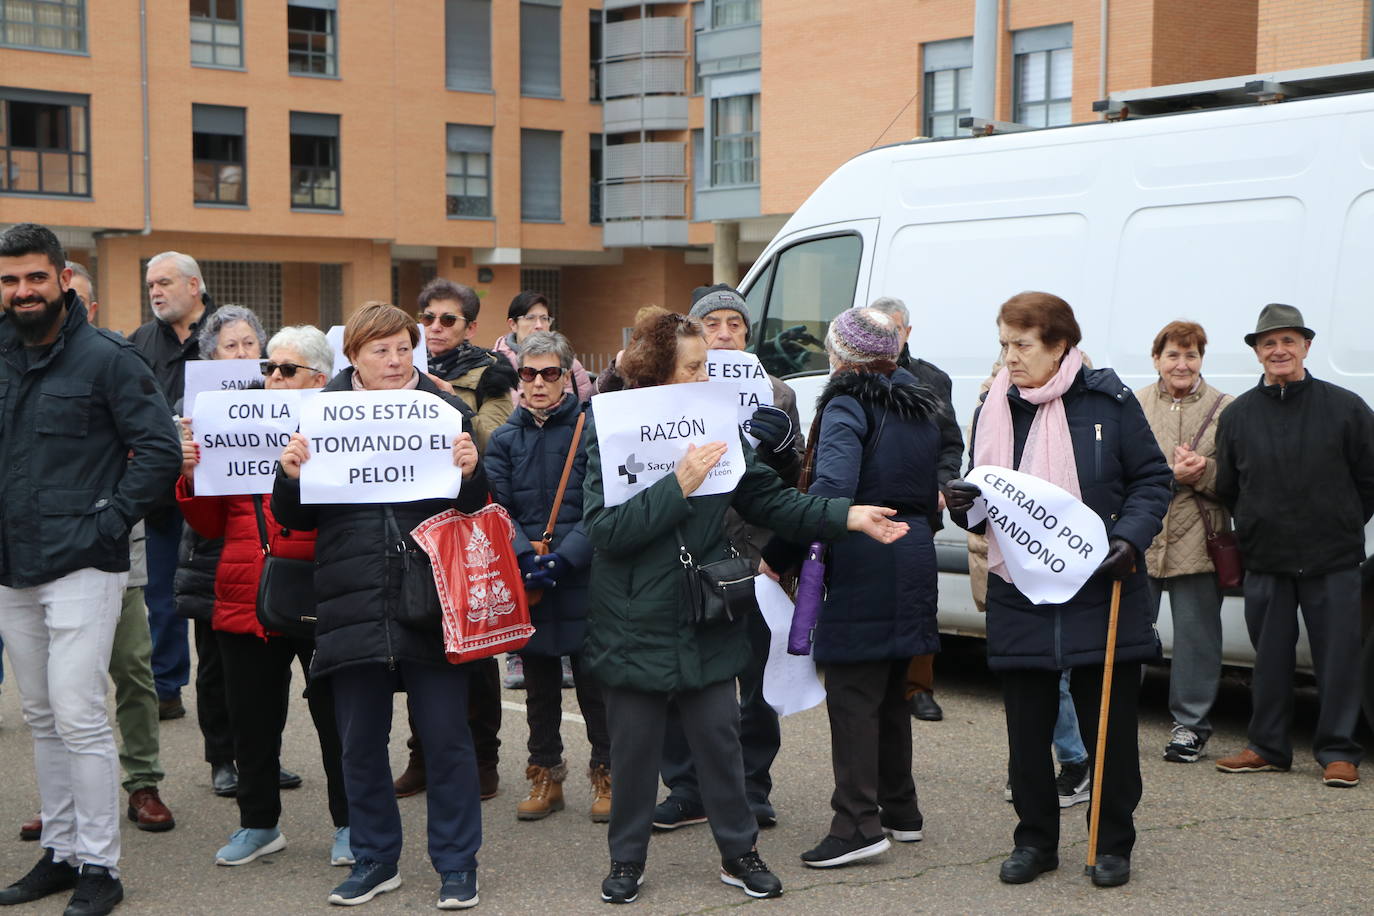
[651,797,705,831]
[800,831,891,868]
[328,860,401,906]
[437,870,479,909]
[62,864,123,916]
[600,861,644,904]
[1216,748,1288,773]
[330,827,354,866]
[1056,759,1091,808]
[719,850,782,898]
[1322,761,1360,787]
[393,753,426,797]
[588,764,612,823]
[0,848,78,905]
[127,788,175,832]
[517,762,566,820]
[998,846,1058,884]
[503,654,525,689]
[215,827,286,866]
[1164,725,1206,763]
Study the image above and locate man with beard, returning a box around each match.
[0,223,181,915]
[128,252,216,721]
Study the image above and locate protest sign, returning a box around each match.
[591,381,746,508]
[966,464,1109,605]
[756,577,826,717]
[191,389,307,496]
[298,390,465,504]
[183,359,263,416]
[705,349,773,447]
[326,324,428,379]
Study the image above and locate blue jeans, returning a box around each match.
[1053,669,1087,765]
[144,513,189,701]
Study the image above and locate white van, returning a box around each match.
[740,89,1374,671]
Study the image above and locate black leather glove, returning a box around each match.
[747,405,795,455]
[475,360,518,406]
[941,480,982,513]
[1095,537,1137,580]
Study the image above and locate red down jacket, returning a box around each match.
[177,476,317,638]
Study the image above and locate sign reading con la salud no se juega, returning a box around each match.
[705,349,773,448]
[191,389,312,496]
[965,464,1109,605]
[591,381,746,508]
[298,390,466,504]
[183,359,264,417]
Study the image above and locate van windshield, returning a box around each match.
[745,234,862,378]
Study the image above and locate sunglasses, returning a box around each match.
[260,361,319,379]
[517,366,565,383]
[418,312,465,328]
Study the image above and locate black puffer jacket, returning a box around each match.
[173,525,222,623]
[483,393,592,657]
[270,370,489,678]
[962,367,1171,671]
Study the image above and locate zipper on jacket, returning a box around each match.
[1094,424,1103,480]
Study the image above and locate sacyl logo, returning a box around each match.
[618,452,645,485]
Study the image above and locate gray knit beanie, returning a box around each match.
[825,307,900,365]
[689,287,750,325]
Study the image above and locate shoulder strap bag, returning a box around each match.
[1187,393,1244,592]
[677,527,759,628]
[252,496,318,640]
[526,411,586,605]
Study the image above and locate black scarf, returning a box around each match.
[428,342,496,381]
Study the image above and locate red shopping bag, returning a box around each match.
[411,505,534,664]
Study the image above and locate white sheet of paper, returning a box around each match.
[191,390,307,496]
[326,324,428,379]
[756,577,826,717]
[966,464,1109,605]
[298,390,464,504]
[705,350,773,447]
[183,359,263,416]
[591,381,746,508]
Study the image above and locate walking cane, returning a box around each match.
[1085,578,1123,877]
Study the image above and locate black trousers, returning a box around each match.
[1001,663,1142,858]
[195,619,235,766]
[521,652,610,769]
[822,658,921,839]
[217,630,348,829]
[403,655,501,774]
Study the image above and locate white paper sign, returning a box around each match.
[326,324,428,379]
[183,359,263,416]
[591,382,746,508]
[966,464,1109,605]
[298,390,464,504]
[191,390,307,496]
[705,350,773,446]
[756,577,826,717]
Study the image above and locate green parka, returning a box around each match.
[580,416,851,693]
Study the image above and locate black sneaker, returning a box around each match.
[0,848,79,905]
[800,832,891,868]
[600,861,644,904]
[1164,725,1206,763]
[437,870,478,909]
[720,850,782,898]
[879,813,924,843]
[1055,760,1091,808]
[328,859,401,906]
[650,797,706,831]
[62,864,124,916]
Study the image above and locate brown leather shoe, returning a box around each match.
[588,764,612,823]
[1322,761,1360,787]
[393,755,426,798]
[479,766,500,801]
[158,698,186,721]
[1215,748,1288,773]
[19,814,41,841]
[127,788,175,832]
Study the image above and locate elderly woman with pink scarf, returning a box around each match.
[944,292,1170,890]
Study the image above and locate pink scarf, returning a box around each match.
[351,366,421,391]
[974,347,1084,582]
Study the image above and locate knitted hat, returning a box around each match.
[826,307,901,365]
[689,286,750,325]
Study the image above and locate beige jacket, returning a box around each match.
[449,364,515,452]
[1135,378,1233,579]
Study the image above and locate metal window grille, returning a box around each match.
[520,269,561,317]
[446,124,492,218]
[287,4,337,76]
[0,0,85,53]
[445,0,492,91]
[190,0,241,68]
[140,259,283,336]
[0,92,90,197]
[710,94,758,186]
[318,264,343,327]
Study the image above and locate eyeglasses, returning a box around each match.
[418,312,465,328]
[260,361,319,379]
[519,313,554,327]
[517,366,565,383]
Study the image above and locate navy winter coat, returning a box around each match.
[483,394,592,657]
[962,367,1171,671]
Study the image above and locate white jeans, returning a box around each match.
[0,568,127,874]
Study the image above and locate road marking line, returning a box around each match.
[500,700,585,724]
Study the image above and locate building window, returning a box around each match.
[691,1,705,95]
[521,129,561,222]
[521,0,562,99]
[1013,24,1072,128]
[589,133,602,224]
[922,37,972,138]
[711,94,758,186]
[446,124,492,218]
[445,0,492,92]
[192,104,246,205]
[289,111,339,210]
[588,9,602,101]
[520,268,560,314]
[0,0,84,53]
[711,0,758,28]
[287,1,337,77]
[0,89,89,197]
[190,0,241,68]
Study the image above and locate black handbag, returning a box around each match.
[676,527,759,627]
[385,507,443,629]
[252,496,317,640]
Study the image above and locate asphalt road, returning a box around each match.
[1,639,1370,915]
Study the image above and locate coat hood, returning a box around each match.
[815,366,941,423]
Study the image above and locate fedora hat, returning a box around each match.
[1244,303,1315,347]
